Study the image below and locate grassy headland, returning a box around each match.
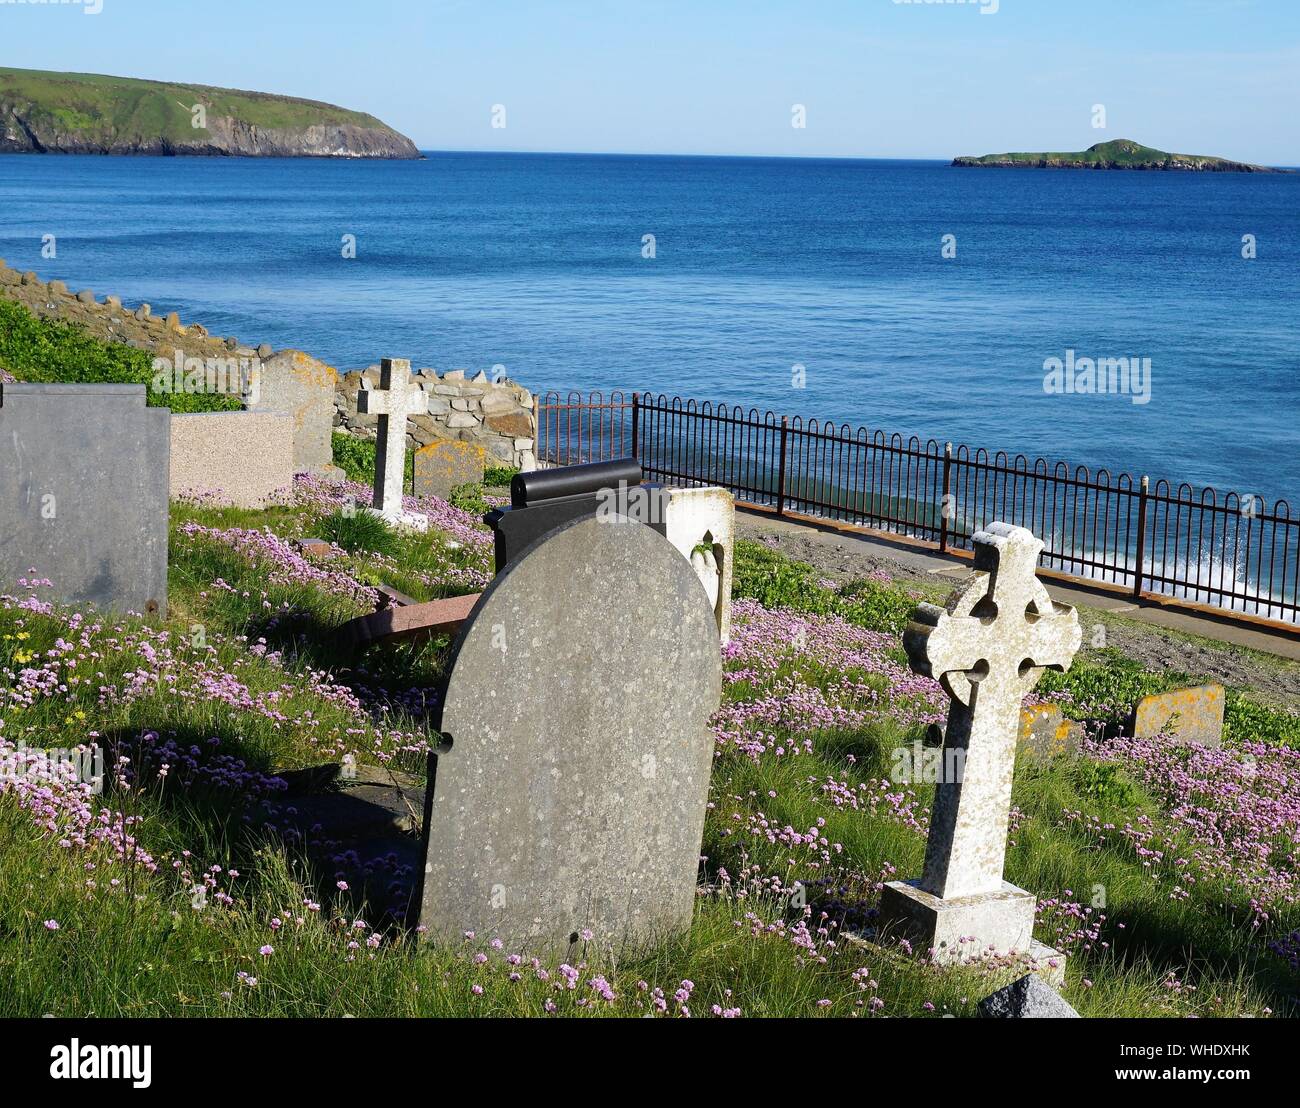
[0,66,420,158]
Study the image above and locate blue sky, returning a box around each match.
[5,0,1298,162]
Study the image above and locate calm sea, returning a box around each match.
[0,151,1296,501]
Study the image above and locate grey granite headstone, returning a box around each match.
[417,514,723,955]
[978,973,1080,1018]
[0,383,169,616]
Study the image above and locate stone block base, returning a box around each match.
[877,879,1036,963]
[1026,939,1068,988]
[366,507,428,533]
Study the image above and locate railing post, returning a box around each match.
[776,416,789,517]
[630,392,640,462]
[939,441,953,553]
[531,394,542,466]
[1133,474,1149,601]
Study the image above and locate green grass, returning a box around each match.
[732,539,921,635]
[318,508,400,557]
[0,299,240,412]
[1,495,1297,1017]
[330,431,415,491]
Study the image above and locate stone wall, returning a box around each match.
[337,365,537,472]
[0,257,277,366]
[1,261,540,474]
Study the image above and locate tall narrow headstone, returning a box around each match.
[877,523,1081,963]
[0,383,169,615]
[417,514,722,955]
[356,357,428,531]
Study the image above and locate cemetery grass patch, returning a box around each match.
[0,488,1297,1016]
[732,539,921,634]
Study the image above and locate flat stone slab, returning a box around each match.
[1130,683,1225,748]
[978,972,1080,1018]
[417,515,722,956]
[337,592,481,649]
[0,383,169,615]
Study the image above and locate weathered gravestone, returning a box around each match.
[416,513,723,955]
[356,357,428,531]
[244,349,344,482]
[1017,703,1083,761]
[0,383,169,615]
[877,522,1081,964]
[1130,683,1224,748]
[662,486,736,646]
[414,439,487,501]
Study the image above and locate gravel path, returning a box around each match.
[736,512,1300,710]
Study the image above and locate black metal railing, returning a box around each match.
[536,391,1300,629]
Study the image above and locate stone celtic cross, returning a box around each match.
[905,522,1081,901]
[357,357,429,531]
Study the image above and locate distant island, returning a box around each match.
[953,139,1283,173]
[0,67,420,159]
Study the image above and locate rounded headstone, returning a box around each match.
[418,514,722,955]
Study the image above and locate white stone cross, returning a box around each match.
[905,522,1081,900]
[357,357,428,531]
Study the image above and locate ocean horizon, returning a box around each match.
[1,149,1296,502]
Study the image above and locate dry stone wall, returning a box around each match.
[0,262,539,474]
[337,365,537,471]
[0,258,275,365]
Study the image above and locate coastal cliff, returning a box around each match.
[953,139,1282,173]
[0,67,420,159]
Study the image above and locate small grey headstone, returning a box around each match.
[978,973,1080,1018]
[417,514,722,955]
[0,383,169,615]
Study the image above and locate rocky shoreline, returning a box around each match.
[0,113,421,158]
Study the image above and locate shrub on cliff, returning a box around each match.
[0,299,239,413]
